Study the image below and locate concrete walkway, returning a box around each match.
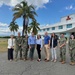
[0,45,75,75]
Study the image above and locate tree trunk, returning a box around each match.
[13,31,15,35]
[22,16,29,36]
[25,18,29,35]
[22,18,25,36]
[12,31,15,35]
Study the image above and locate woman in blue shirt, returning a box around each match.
[36,35,42,62]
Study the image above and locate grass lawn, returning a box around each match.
[0,38,8,52]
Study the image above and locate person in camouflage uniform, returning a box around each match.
[21,35,28,61]
[15,32,22,61]
[69,35,75,65]
[59,33,66,64]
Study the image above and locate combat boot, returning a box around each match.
[20,58,23,60]
[59,60,63,62]
[14,59,18,62]
[61,61,65,64]
[70,62,75,65]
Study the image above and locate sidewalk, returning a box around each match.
[0,45,75,75]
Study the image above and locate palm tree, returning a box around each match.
[29,20,40,35]
[9,21,19,35]
[12,1,37,36]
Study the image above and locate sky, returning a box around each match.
[0,0,75,36]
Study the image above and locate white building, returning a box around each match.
[38,13,75,38]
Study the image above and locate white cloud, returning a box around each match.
[0,0,51,9]
[0,22,10,35]
[0,1,3,7]
[27,0,51,9]
[59,5,75,12]
[0,22,23,36]
[0,22,8,27]
[65,5,75,10]
[0,22,46,36]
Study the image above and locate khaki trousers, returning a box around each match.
[44,44,50,60]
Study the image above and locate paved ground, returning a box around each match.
[0,44,75,75]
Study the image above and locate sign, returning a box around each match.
[66,16,71,20]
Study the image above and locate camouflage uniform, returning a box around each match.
[59,37,66,61]
[15,36,22,59]
[69,39,75,63]
[21,37,28,59]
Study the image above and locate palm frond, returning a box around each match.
[12,8,21,11]
[9,21,19,33]
[12,1,38,35]
[21,1,27,7]
[29,20,40,35]
[15,4,22,8]
[29,5,35,10]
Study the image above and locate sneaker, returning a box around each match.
[37,59,41,62]
[51,59,54,62]
[37,58,41,61]
[54,60,57,63]
[45,60,50,62]
[10,59,12,62]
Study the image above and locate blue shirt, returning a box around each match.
[28,35,36,45]
[36,39,42,48]
[44,35,50,45]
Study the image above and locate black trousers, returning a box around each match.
[8,48,13,60]
[37,44,41,59]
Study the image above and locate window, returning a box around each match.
[66,24,72,28]
[59,25,63,29]
[43,29,45,31]
[39,30,42,32]
[52,27,55,30]
[47,28,50,31]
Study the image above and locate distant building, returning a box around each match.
[38,13,75,38]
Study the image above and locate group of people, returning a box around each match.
[7,32,75,65]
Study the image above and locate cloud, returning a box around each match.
[27,0,51,9]
[0,22,8,27]
[0,22,22,36]
[0,0,51,9]
[0,22,10,36]
[0,22,45,36]
[59,5,75,12]
[0,22,10,34]
[65,5,75,10]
